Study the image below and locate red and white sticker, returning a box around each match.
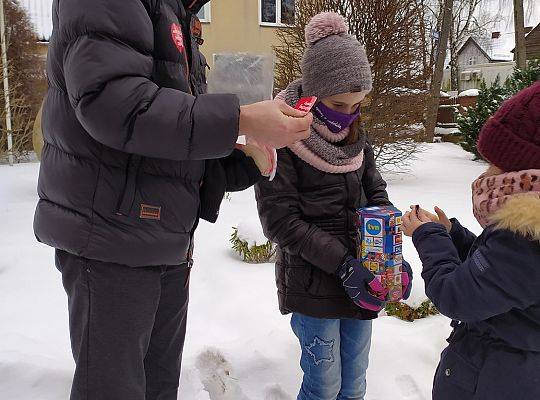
[294,96,318,112]
[171,23,185,53]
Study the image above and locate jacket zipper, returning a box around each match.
[116,155,143,216]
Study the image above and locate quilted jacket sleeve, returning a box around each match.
[200,151,263,223]
[60,0,239,161]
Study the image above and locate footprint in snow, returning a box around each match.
[195,348,249,400]
[264,384,291,400]
[395,374,426,400]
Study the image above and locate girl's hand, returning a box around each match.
[235,138,277,181]
[402,205,432,237]
[433,206,452,232]
[409,205,452,233]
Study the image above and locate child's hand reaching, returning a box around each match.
[403,205,452,236]
[236,138,277,181]
[402,205,434,237]
[408,205,452,233]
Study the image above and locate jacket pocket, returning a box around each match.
[434,347,480,396]
[116,155,143,216]
[283,265,314,294]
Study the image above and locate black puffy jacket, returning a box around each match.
[255,144,391,320]
[33,0,260,267]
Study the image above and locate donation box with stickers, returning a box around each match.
[358,206,403,302]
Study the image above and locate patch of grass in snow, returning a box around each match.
[385,299,439,322]
[230,228,276,263]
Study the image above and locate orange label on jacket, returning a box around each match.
[140,204,161,220]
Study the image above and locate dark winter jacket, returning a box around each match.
[412,195,540,400]
[33,0,261,267]
[255,144,391,320]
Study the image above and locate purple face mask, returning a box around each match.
[313,102,361,133]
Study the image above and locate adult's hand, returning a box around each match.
[239,100,312,149]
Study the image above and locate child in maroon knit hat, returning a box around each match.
[401,81,540,400]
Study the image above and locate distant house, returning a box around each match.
[512,23,540,60]
[457,37,510,68]
[443,37,515,92]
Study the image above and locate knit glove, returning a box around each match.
[337,256,388,312]
[400,260,413,301]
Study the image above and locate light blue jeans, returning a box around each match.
[291,313,372,400]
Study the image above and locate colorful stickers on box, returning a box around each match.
[358,206,404,302]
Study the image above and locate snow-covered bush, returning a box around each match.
[385,299,438,322]
[230,221,276,263]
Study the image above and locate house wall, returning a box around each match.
[443,61,515,91]
[199,0,280,68]
[457,43,490,69]
[525,26,540,60]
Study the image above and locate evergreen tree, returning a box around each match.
[458,60,540,158]
[457,78,508,159]
[504,59,540,94]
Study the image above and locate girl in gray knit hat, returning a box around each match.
[256,11,413,400]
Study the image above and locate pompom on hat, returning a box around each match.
[301,12,372,99]
[477,81,540,172]
[305,12,348,44]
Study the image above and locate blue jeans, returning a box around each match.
[291,313,372,400]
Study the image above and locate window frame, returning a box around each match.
[258,0,295,27]
[197,2,211,23]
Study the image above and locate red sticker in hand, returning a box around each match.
[171,23,185,53]
[294,96,318,112]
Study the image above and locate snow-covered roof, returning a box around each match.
[19,0,53,42]
[458,89,480,97]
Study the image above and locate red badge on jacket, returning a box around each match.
[171,23,185,53]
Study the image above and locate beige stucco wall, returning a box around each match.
[199,0,279,68]
[442,61,515,91]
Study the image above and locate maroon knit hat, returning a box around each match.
[477,81,540,172]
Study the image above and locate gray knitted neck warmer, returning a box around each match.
[279,79,366,169]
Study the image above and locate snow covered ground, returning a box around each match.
[0,143,487,400]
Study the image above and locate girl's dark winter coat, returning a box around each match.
[255,143,390,320]
[412,195,540,400]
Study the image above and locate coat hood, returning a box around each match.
[491,194,540,242]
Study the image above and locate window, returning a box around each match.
[197,2,211,23]
[260,0,295,26]
[467,56,476,66]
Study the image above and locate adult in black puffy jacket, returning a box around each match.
[33,0,312,399]
[403,82,540,400]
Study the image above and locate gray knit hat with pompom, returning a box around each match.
[301,12,372,99]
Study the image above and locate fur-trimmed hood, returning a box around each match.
[491,194,540,242]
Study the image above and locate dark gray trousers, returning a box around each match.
[55,250,190,400]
